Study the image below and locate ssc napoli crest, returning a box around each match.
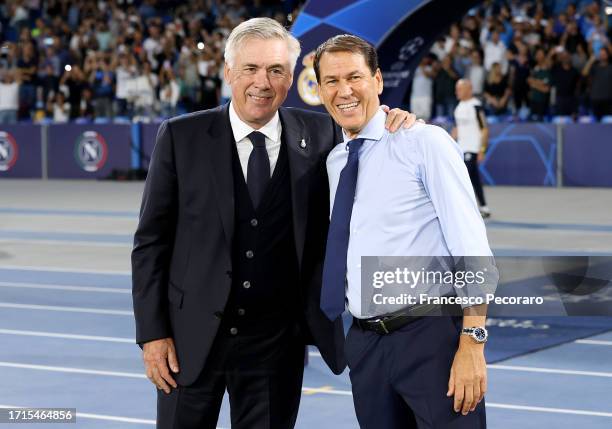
[297,51,321,106]
[0,131,19,172]
[74,131,108,172]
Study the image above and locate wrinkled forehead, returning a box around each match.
[233,37,291,67]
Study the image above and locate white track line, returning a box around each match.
[0,362,145,378]
[0,239,131,248]
[486,402,612,418]
[489,364,612,378]
[0,281,130,294]
[576,339,612,346]
[0,405,228,427]
[0,329,133,343]
[0,302,132,316]
[0,265,131,275]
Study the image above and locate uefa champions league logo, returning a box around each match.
[74,131,108,172]
[0,131,18,172]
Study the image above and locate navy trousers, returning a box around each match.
[345,316,486,429]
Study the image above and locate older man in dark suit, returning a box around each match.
[132,17,415,429]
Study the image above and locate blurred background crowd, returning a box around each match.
[0,0,610,124]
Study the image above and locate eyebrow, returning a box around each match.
[241,63,287,70]
[322,70,362,80]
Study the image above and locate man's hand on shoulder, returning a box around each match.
[447,336,487,416]
[143,337,180,394]
[381,105,424,132]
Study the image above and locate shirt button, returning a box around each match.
[230,327,238,335]
[237,308,245,316]
[250,218,258,227]
[243,281,251,289]
[246,250,254,259]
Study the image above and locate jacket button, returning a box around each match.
[246,250,254,259]
[213,311,224,320]
[250,218,258,227]
[230,327,238,335]
[237,308,245,316]
[243,281,251,289]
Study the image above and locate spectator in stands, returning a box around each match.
[527,48,551,120]
[199,63,221,110]
[17,41,37,119]
[585,14,609,58]
[484,29,508,73]
[582,47,612,120]
[433,54,459,117]
[484,62,511,115]
[159,66,179,118]
[129,60,158,119]
[46,90,70,123]
[80,87,95,120]
[467,50,485,98]
[508,48,530,114]
[551,50,579,116]
[113,53,137,117]
[410,57,435,120]
[0,69,20,124]
[59,65,88,120]
[90,56,115,119]
[561,20,587,54]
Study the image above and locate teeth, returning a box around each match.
[250,95,268,101]
[338,102,359,110]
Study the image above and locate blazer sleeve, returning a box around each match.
[131,119,178,345]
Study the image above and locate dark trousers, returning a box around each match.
[464,153,487,207]
[345,316,486,429]
[157,322,305,429]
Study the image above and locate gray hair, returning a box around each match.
[224,17,301,73]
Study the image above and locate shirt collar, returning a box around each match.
[342,108,387,144]
[229,101,281,144]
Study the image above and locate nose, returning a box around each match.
[337,80,353,98]
[253,68,271,89]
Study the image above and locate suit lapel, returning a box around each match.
[279,108,313,271]
[204,104,235,248]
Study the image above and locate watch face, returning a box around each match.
[473,327,487,341]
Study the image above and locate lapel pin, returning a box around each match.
[300,138,307,149]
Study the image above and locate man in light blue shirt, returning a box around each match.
[315,34,495,429]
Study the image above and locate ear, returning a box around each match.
[375,68,383,95]
[223,63,231,84]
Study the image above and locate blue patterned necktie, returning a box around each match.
[247,131,270,209]
[320,138,365,321]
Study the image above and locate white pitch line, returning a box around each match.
[0,362,145,378]
[0,302,133,316]
[0,329,134,343]
[0,264,131,275]
[1,363,612,420]
[0,405,227,427]
[0,238,132,248]
[486,402,612,418]
[0,281,131,294]
[489,364,612,378]
[575,339,612,346]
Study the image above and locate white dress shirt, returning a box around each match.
[326,108,493,318]
[229,101,282,181]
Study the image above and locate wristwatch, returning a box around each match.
[461,326,488,343]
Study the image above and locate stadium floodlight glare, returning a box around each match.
[197,42,205,50]
[605,6,612,15]
[64,65,72,72]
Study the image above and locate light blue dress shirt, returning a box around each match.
[326,108,493,318]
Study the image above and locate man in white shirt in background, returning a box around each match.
[410,57,435,120]
[0,69,20,123]
[453,79,491,218]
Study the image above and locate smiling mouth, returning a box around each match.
[337,101,359,112]
[249,94,272,103]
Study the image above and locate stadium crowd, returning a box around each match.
[0,0,610,124]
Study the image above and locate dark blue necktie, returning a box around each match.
[320,138,365,321]
[247,131,270,209]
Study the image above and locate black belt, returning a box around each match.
[353,304,438,335]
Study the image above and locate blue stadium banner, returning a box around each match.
[481,123,557,187]
[562,124,612,187]
[141,122,163,171]
[0,124,43,179]
[287,0,480,109]
[47,124,132,179]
